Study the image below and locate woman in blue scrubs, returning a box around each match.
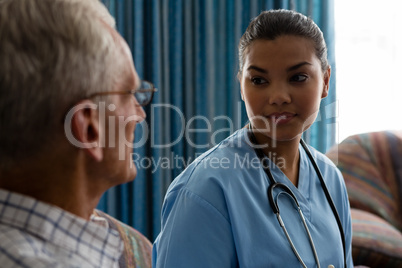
[153,9,353,268]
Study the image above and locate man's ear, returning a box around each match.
[70,100,103,162]
[321,67,331,99]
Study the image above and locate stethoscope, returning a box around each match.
[248,124,346,268]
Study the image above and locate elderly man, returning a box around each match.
[0,0,155,267]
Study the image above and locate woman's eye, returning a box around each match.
[251,77,268,85]
[290,74,308,82]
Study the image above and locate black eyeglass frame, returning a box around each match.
[87,80,157,106]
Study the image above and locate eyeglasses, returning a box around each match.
[87,80,157,106]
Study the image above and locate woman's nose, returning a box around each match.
[268,83,291,105]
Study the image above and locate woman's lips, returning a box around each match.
[267,112,295,124]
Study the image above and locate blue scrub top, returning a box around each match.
[153,129,353,268]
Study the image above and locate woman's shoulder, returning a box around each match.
[166,128,258,195]
[181,129,251,171]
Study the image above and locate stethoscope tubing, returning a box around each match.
[248,125,346,268]
[299,139,347,268]
[269,181,321,268]
[274,190,321,268]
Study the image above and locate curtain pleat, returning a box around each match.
[98,0,336,241]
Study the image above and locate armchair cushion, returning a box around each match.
[326,131,402,229]
[93,209,152,268]
[351,208,402,267]
[326,131,402,267]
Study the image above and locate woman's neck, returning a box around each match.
[252,130,301,187]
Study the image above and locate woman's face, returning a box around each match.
[239,35,330,143]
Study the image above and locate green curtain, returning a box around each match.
[98,0,336,241]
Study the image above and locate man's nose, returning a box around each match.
[135,105,146,123]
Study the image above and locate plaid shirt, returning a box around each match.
[0,189,123,268]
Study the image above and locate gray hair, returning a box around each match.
[0,0,123,167]
[238,9,329,73]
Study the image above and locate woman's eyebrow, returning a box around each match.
[287,61,312,72]
[246,62,312,74]
[246,65,267,74]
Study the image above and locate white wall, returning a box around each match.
[335,0,402,142]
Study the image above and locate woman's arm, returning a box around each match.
[153,188,237,268]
